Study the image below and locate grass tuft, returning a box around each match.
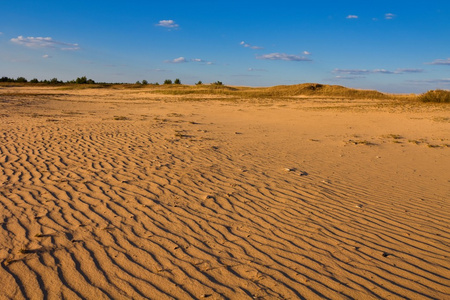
[418,89,450,103]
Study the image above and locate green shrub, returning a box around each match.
[419,89,450,103]
[174,78,181,84]
[164,79,172,85]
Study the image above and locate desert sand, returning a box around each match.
[0,86,449,299]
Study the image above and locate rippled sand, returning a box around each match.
[0,86,449,299]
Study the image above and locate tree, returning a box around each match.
[30,78,39,83]
[16,77,28,83]
[135,81,141,85]
[142,79,148,85]
[174,78,181,84]
[164,79,172,85]
[50,78,60,84]
[213,81,223,85]
[196,81,203,85]
[76,76,87,84]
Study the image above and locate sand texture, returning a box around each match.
[0,86,449,299]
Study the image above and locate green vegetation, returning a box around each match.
[418,89,450,103]
[2,75,449,103]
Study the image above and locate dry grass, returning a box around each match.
[418,90,450,103]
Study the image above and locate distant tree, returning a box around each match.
[213,81,223,85]
[50,78,60,84]
[0,77,13,82]
[196,81,203,85]
[142,79,148,85]
[16,77,28,83]
[30,78,39,83]
[154,82,159,85]
[76,76,87,84]
[164,79,172,85]
[135,81,141,85]
[174,78,181,84]
[87,79,95,84]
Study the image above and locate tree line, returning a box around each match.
[1,76,224,86]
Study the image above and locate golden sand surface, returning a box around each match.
[0,86,449,299]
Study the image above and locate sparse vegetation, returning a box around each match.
[174,78,181,84]
[164,79,173,85]
[418,89,450,103]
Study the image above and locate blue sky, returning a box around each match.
[1,0,449,93]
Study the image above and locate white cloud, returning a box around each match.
[165,57,187,63]
[257,53,311,61]
[10,36,80,50]
[332,69,371,75]
[346,15,358,19]
[426,58,450,65]
[333,68,423,75]
[248,67,267,72]
[156,20,179,29]
[42,54,51,59]
[240,41,263,50]
[303,51,311,55]
[385,13,396,20]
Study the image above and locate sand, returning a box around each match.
[0,86,449,299]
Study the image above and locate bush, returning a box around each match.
[174,78,181,84]
[213,81,223,85]
[164,79,172,85]
[142,80,148,85]
[419,89,450,103]
[196,81,203,85]
[16,77,28,83]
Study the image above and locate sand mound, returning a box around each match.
[0,87,449,299]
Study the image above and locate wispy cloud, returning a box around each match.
[240,41,263,50]
[42,54,51,59]
[156,20,179,29]
[333,68,423,75]
[248,67,267,72]
[426,58,450,65]
[334,75,366,80]
[10,36,80,50]
[165,57,213,64]
[191,58,214,64]
[257,53,311,62]
[407,78,450,85]
[303,51,311,55]
[165,57,187,63]
[385,13,396,20]
[346,15,359,19]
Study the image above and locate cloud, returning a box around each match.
[426,58,450,65]
[191,58,214,65]
[334,75,366,80]
[240,41,264,50]
[407,78,450,85]
[333,69,371,75]
[303,51,311,55]
[257,53,311,61]
[333,68,424,75]
[165,57,187,63]
[385,13,396,20]
[395,68,424,73]
[42,54,51,59]
[10,36,80,50]
[248,68,267,72]
[156,20,179,29]
[346,15,358,19]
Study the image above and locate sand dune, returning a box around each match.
[0,86,449,299]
